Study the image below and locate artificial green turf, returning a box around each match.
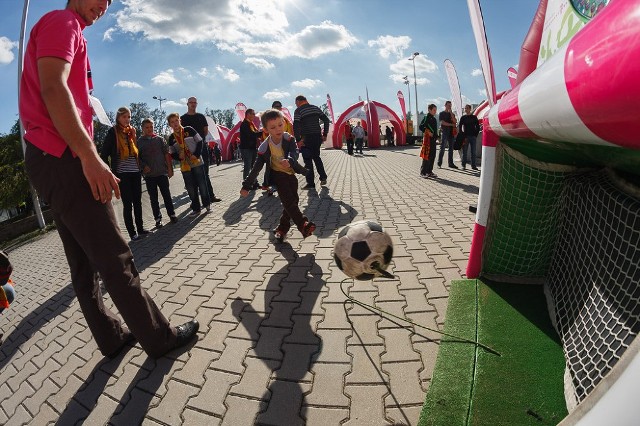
[418,279,568,426]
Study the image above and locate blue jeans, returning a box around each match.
[241,148,257,182]
[144,175,175,220]
[462,135,478,168]
[0,282,15,314]
[183,165,210,212]
[437,131,455,166]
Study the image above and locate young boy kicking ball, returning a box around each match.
[240,109,316,242]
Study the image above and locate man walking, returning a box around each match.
[293,95,330,189]
[437,101,458,169]
[19,0,198,358]
[181,97,222,202]
[459,104,481,170]
[137,118,178,227]
[352,122,365,155]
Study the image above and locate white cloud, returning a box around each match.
[152,69,179,85]
[263,90,291,100]
[245,57,275,70]
[478,88,487,97]
[389,54,438,78]
[390,74,407,84]
[390,74,430,86]
[103,28,116,42]
[215,65,239,82]
[0,36,17,65]
[471,68,482,77]
[197,68,209,77]
[164,100,185,109]
[367,35,411,59]
[114,2,355,59]
[292,79,322,89]
[114,80,143,89]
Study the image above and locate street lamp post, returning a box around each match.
[153,95,167,111]
[403,76,411,138]
[409,52,419,136]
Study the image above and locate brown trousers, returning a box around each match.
[271,170,305,233]
[25,143,176,357]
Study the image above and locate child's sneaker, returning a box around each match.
[301,221,316,238]
[272,227,287,243]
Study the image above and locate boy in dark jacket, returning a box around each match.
[240,109,315,242]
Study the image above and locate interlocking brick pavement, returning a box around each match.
[0,145,479,424]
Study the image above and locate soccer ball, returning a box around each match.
[333,220,394,280]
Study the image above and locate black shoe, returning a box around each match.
[138,229,151,235]
[449,164,459,169]
[472,166,479,170]
[302,184,315,190]
[155,219,163,228]
[170,215,178,224]
[211,197,222,202]
[437,163,442,168]
[175,320,199,348]
[273,227,287,243]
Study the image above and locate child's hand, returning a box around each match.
[240,188,249,197]
[190,155,198,162]
[280,159,290,168]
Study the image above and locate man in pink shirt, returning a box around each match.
[19,0,198,359]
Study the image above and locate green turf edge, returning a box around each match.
[418,279,478,426]
[418,279,568,426]
[470,281,568,425]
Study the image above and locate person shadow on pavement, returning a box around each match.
[303,186,358,238]
[232,247,325,425]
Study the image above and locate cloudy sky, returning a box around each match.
[0,0,539,133]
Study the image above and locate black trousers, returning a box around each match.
[300,134,327,185]
[271,170,306,233]
[420,137,438,175]
[25,143,176,358]
[144,175,175,220]
[117,171,144,237]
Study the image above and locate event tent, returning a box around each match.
[332,100,406,149]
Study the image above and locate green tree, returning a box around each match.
[204,108,236,128]
[320,103,333,123]
[0,120,30,210]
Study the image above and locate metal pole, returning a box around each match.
[18,0,46,229]
[412,52,420,136]
[404,79,411,139]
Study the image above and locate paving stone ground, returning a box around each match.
[0,145,480,425]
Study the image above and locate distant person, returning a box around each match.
[386,126,395,146]
[0,251,16,345]
[19,0,198,358]
[167,113,211,215]
[459,104,481,171]
[100,106,149,241]
[419,104,439,178]
[293,95,330,189]
[352,122,365,155]
[181,97,222,202]
[437,101,458,169]
[241,109,315,242]
[239,108,262,190]
[137,118,178,227]
[344,121,354,155]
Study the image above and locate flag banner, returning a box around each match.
[397,90,407,120]
[235,102,247,121]
[444,59,463,119]
[326,93,336,123]
[467,0,497,106]
[281,107,293,124]
[507,67,518,88]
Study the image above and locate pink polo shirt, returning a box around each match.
[19,9,93,157]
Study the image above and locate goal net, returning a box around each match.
[481,144,640,410]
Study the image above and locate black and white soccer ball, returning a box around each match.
[333,220,394,280]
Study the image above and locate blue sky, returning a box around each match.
[0,0,539,134]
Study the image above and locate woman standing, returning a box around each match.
[101,107,149,241]
[239,109,262,189]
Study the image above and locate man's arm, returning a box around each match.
[38,57,120,202]
[319,110,330,136]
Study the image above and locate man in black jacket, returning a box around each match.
[458,104,481,170]
[293,95,330,190]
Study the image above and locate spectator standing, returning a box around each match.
[437,101,458,169]
[293,95,330,189]
[344,121,354,155]
[385,126,395,146]
[352,122,365,155]
[137,118,178,227]
[459,104,481,170]
[419,104,439,178]
[19,0,198,358]
[100,106,149,241]
[167,113,211,215]
[181,97,221,202]
[239,109,262,190]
